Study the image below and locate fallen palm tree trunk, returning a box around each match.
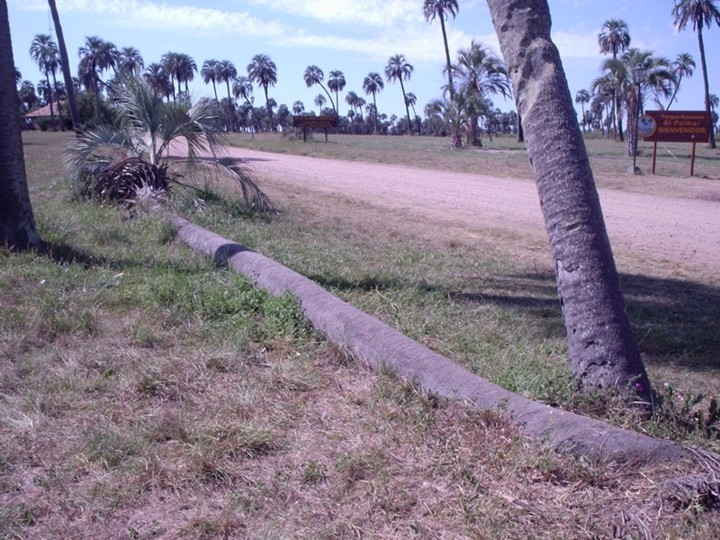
[171,215,693,466]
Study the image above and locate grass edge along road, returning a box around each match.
[1,130,719,538]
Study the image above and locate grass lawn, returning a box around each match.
[1,130,719,538]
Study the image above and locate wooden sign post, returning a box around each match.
[292,115,339,142]
[639,111,711,176]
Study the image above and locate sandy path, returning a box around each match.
[221,146,720,280]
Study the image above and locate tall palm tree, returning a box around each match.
[598,19,631,141]
[160,51,180,101]
[452,41,511,146]
[79,36,117,120]
[47,0,80,132]
[216,60,236,101]
[292,100,304,114]
[118,46,144,76]
[247,54,277,131]
[303,65,334,111]
[30,34,59,127]
[486,0,653,405]
[385,54,414,134]
[362,72,384,134]
[314,93,326,114]
[609,49,673,155]
[672,0,720,148]
[667,52,696,109]
[328,70,346,116]
[201,59,220,102]
[232,75,255,134]
[143,63,172,101]
[177,53,196,99]
[423,0,459,97]
[1,0,40,250]
[575,89,591,131]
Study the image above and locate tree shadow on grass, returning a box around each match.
[313,269,720,374]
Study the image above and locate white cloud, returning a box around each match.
[552,30,602,59]
[245,0,421,27]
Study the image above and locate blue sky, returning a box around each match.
[7,0,720,120]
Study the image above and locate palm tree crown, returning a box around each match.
[598,19,631,59]
[201,59,220,101]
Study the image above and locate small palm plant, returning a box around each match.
[65,76,275,212]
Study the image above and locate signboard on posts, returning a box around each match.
[292,115,339,142]
[639,110,710,143]
[639,110,711,176]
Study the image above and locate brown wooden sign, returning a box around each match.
[639,110,710,143]
[292,115,338,129]
[639,110,711,176]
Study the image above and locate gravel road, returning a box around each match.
[222,146,720,280]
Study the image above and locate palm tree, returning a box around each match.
[79,36,117,120]
[452,41,511,146]
[405,92,422,134]
[65,77,274,212]
[314,93,326,114]
[292,100,304,114]
[423,0,459,97]
[672,0,720,148]
[30,34,59,128]
[201,59,220,101]
[486,0,653,405]
[328,70,345,116]
[1,0,40,250]
[118,46,144,76]
[144,63,172,101]
[385,54,415,134]
[598,19,631,141]
[611,49,673,155]
[667,52,696,109]
[303,65,334,111]
[47,0,80,132]
[232,76,255,134]
[362,72,384,134]
[575,89,591,131]
[177,53,197,99]
[161,52,195,102]
[247,54,277,131]
[216,60,236,101]
[160,51,180,101]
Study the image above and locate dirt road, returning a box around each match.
[222,147,720,281]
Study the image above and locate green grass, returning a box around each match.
[1,130,719,537]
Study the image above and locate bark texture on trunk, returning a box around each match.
[172,215,684,464]
[0,0,40,250]
[485,0,652,404]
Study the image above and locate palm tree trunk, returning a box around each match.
[50,69,64,131]
[486,0,652,407]
[399,79,413,135]
[697,28,716,148]
[48,0,80,133]
[372,94,379,134]
[0,0,41,250]
[45,73,55,128]
[264,86,274,131]
[440,17,454,96]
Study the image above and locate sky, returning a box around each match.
[7,0,720,121]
